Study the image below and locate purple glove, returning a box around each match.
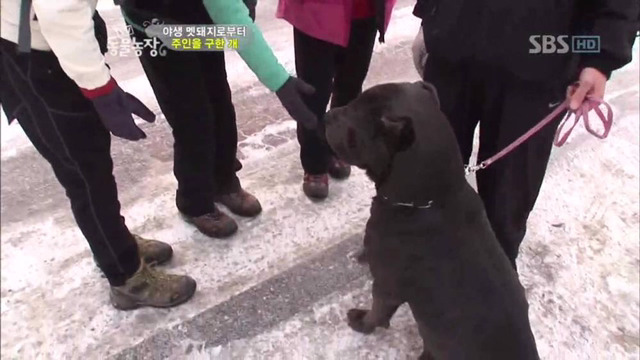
[81,77,156,141]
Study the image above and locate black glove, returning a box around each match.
[81,77,156,141]
[275,77,317,129]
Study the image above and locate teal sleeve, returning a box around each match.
[203,0,290,92]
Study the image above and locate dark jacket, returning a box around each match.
[413,0,639,85]
[119,0,256,24]
[121,0,214,24]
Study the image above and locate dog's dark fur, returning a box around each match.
[324,82,540,360]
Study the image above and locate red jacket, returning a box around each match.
[277,0,397,47]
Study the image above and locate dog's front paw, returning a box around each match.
[347,308,376,334]
[348,247,369,265]
[355,248,369,265]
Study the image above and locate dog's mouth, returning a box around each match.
[325,123,354,163]
[335,127,364,167]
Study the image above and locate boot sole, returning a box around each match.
[302,183,329,200]
[110,284,197,311]
[304,191,329,201]
[180,213,238,239]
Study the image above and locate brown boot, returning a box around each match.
[133,234,173,265]
[328,157,351,180]
[181,207,238,238]
[110,261,196,310]
[303,173,329,200]
[94,234,173,268]
[215,189,262,217]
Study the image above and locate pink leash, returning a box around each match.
[465,95,614,174]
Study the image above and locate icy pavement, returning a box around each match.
[1,1,639,359]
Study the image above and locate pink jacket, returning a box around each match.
[276,0,397,47]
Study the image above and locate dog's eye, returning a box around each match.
[347,127,357,149]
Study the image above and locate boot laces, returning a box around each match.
[138,262,173,291]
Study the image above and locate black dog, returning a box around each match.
[324,82,540,359]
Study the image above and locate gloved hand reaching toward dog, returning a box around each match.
[81,77,156,141]
[237,0,318,128]
[202,0,318,129]
[275,77,318,129]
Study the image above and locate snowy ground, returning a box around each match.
[1,1,639,359]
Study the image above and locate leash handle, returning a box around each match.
[469,94,613,173]
[554,96,613,146]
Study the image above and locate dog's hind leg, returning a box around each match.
[347,296,402,334]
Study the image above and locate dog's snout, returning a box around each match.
[325,106,347,127]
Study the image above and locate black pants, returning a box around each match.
[127,21,241,217]
[293,18,377,174]
[423,56,566,268]
[0,38,140,286]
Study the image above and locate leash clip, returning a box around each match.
[464,162,487,175]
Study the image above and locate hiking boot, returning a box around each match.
[181,208,238,238]
[303,173,329,200]
[134,234,173,265]
[328,157,351,179]
[215,189,262,217]
[110,261,196,310]
[94,234,173,268]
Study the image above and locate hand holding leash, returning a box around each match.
[568,67,607,111]
[466,83,613,175]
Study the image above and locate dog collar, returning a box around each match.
[375,195,434,209]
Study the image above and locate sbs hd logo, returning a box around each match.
[529,35,600,54]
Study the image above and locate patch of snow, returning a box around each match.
[96,0,118,11]
[238,119,297,161]
[0,108,29,159]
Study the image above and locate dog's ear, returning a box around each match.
[380,115,416,152]
[414,81,440,109]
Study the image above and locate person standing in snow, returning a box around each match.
[413,0,639,270]
[118,0,318,238]
[0,2,197,309]
[276,0,397,200]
